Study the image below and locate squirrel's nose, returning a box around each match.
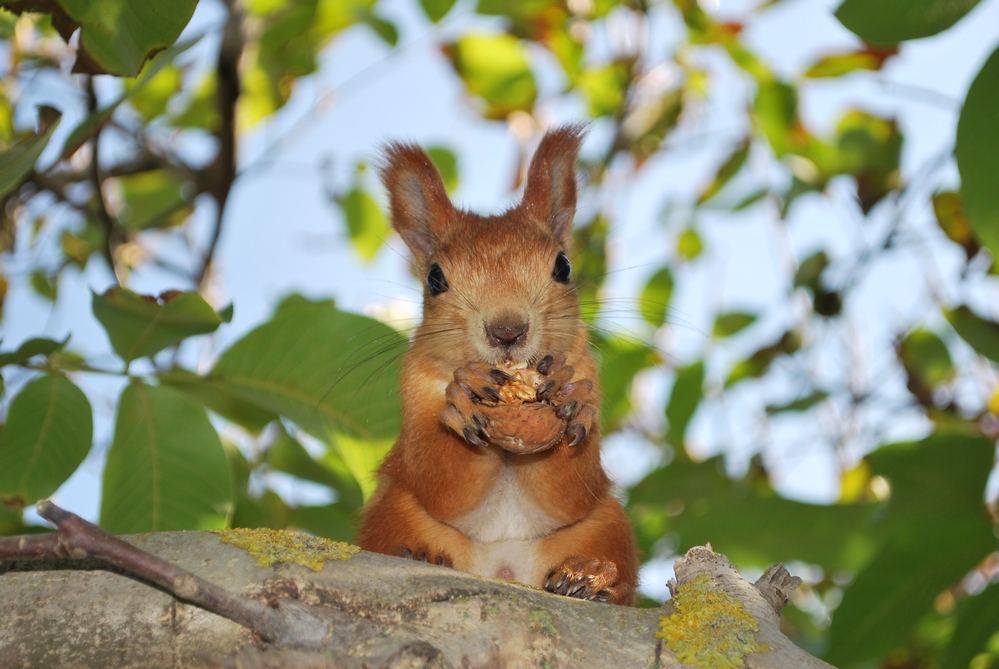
[485,317,529,349]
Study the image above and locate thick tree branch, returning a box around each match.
[0,502,835,669]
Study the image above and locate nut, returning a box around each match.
[476,362,565,454]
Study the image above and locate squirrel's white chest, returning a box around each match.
[451,467,561,586]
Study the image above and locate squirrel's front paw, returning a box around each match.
[440,362,507,448]
[399,546,453,567]
[544,557,620,603]
[535,354,596,447]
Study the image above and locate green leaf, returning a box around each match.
[419,0,457,22]
[445,33,537,119]
[835,0,981,45]
[629,457,879,570]
[126,62,181,121]
[639,267,674,327]
[0,336,68,367]
[265,426,363,509]
[4,0,198,76]
[835,109,902,213]
[92,288,226,364]
[803,48,895,78]
[696,140,749,204]
[158,367,277,433]
[765,390,828,415]
[338,186,389,262]
[753,80,797,157]
[898,329,955,391]
[289,502,356,542]
[827,433,997,666]
[210,298,405,442]
[426,146,459,194]
[946,305,999,364]
[0,105,60,200]
[594,335,657,431]
[946,584,999,669]
[60,37,200,158]
[677,227,703,260]
[956,45,999,260]
[112,169,193,231]
[725,330,800,387]
[712,311,756,338]
[0,373,92,507]
[932,191,980,259]
[101,381,231,533]
[665,362,704,449]
[576,63,629,118]
[359,10,397,46]
[29,271,57,301]
[794,251,829,290]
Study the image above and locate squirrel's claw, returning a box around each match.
[544,557,619,603]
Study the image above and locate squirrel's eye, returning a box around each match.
[553,251,571,284]
[427,263,449,296]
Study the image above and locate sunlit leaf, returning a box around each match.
[210,297,404,442]
[158,367,277,434]
[803,47,896,78]
[665,362,703,449]
[338,185,389,262]
[835,0,981,45]
[329,432,392,502]
[126,62,181,121]
[0,373,92,507]
[427,146,458,193]
[111,169,193,231]
[593,334,657,431]
[0,336,67,367]
[444,33,537,119]
[419,0,457,22]
[956,45,999,260]
[639,267,674,327]
[265,426,363,509]
[92,288,226,364]
[696,140,749,204]
[576,63,629,118]
[3,0,197,76]
[932,191,980,260]
[677,227,703,260]
[713,311,756,338]
[0,106,60,200]
[289,502,356,542]
[754,80,797,157]
[946,305,999,364]
[169,72,220,130]
[101,381,231,532]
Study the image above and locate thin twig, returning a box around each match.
[0,500,330,646]
[196,0,245,289]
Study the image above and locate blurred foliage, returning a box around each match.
[0,0,996,667]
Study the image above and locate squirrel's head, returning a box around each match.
[381,125,586,368]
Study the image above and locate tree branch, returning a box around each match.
[196,0,245,289]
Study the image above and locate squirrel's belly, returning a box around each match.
[451,466,562,586]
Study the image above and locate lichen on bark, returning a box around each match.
[213,528,359,570]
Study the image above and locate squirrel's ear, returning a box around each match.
[521,124,585,248]
[380,143,453,263]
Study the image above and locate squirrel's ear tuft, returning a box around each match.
[521,124,585,248]
[380,143,453,264]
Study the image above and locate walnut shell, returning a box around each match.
[479,402,566,454]
[476,363,564,454]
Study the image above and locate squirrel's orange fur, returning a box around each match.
[357,126,638,605]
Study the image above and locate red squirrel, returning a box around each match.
[357,125,638,605]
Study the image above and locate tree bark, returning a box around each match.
[0,531,834,669]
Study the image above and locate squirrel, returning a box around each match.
[356,125,638,606]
